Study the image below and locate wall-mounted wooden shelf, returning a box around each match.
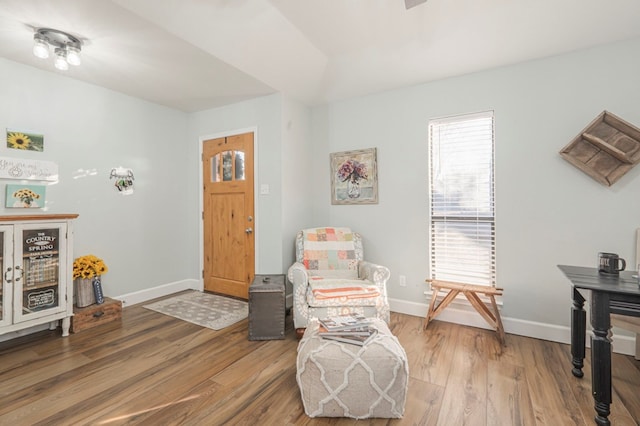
[560,111,640,186]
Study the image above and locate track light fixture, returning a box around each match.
[32,28,82,70]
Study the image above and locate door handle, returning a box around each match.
[245,227,253,234]
[13,265,22,282]
[4,267,12,283]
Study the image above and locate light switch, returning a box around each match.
[260,184,270,195]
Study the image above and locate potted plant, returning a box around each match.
[73,254,108,307]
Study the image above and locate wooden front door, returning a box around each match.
[203,132,255,299]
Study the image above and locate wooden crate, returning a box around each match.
[71,297,122,333]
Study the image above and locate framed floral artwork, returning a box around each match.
[6,129,44,152]
[330,147,378,205]
[6,184,46,208]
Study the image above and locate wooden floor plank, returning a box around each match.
[436,325,489,425]
[0,301,638,425]
[515,335,588,425]
[391,315,457,387]
[486,359,536,426]
[401,377,443,426]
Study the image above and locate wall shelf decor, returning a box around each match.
[560,111,640,186]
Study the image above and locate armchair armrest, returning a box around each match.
[358,261,391,291]
[288,262,311,329]
[288,262,309,288]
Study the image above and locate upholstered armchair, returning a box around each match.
[287,227,390,334]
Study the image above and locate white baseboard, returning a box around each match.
[112,279,200,308]
[388,297,637,357]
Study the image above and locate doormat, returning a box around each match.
[143,291,248,330]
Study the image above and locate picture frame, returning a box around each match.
[5,184,46,208]
[6,129,44,152]
[330,148,378,205]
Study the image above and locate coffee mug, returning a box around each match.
[598,252,626,274]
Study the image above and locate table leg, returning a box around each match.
[591,292,612,426]
[571,287,586,378]
[61,317,70,337]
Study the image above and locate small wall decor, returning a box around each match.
[110,167,135,195]
[6,129,44,152]
[0,157,58,181]
[330,147,378,205]
[560,111,640,186]
[6,184,46,208]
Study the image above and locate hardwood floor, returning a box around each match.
[1,301,639,425]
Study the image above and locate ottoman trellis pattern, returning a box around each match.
[296,318,409,419]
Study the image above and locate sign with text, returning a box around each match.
[22,228,60,289]
[0,157,58,181]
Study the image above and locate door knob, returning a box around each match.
[245,227,253,234]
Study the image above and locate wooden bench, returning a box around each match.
[425,279,505,345]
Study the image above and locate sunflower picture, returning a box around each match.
[6,184,46,208]
[6,129,44,152]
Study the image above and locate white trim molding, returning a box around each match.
[113,279,199,308]
[388,297,637,356]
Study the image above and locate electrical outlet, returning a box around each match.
[399,275,406,287]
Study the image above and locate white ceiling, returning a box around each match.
[1,0,640,112]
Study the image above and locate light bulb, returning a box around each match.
[54,48,69,70]
[32,33,49,59]
[66,46,81,66]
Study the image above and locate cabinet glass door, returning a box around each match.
[0,226,13,327]
[13,224,67,323]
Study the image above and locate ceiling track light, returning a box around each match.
[32,28,83,70]
[54,48,69,70]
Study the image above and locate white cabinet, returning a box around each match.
[0,214,77,338]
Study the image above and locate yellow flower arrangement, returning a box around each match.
[13,188,40,206]
[73,254,108,279]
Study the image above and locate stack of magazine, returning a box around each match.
[318,314,377,346]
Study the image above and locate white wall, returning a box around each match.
[309,37,640,348]
[280,97,314,273]
[0,58,192,301]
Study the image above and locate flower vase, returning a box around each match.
[347,179,361,198]
[75,278,96,308]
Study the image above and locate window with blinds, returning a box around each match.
[428,111,495,287]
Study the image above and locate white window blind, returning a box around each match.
[428,111,496,286]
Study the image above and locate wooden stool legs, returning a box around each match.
[425,279,505,346]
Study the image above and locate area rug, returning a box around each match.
[143,291,248,330]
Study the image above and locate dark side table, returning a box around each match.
[248,274,286,340]
[558,265,640,426]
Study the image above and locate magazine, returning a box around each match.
[318,324,375,336]
[318,313,371,331]
[321,328,378,346]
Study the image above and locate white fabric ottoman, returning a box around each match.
[296,318,408,419]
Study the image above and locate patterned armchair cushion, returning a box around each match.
[301,227,358,279]
[307,277,381,307]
